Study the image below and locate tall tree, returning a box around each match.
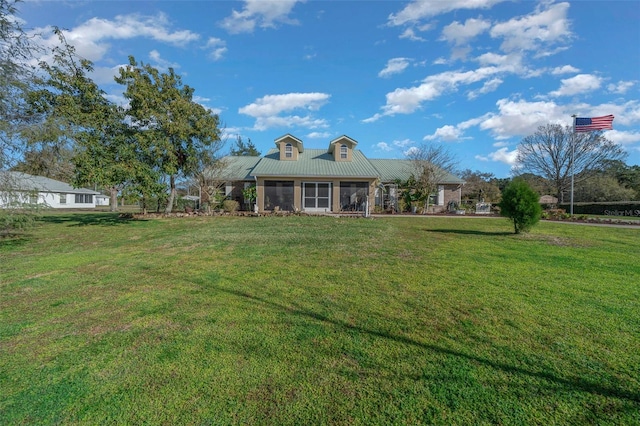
[516,124,626,203]
[115,56,223,213]
[24,29,153,212]
[459,169,501,203]
[406,143,457,213]
[230,135,260,156]
[573,174,636,202]
[0,0,43,234]
[1,0,40,173]
[600,160,640,199]
[11,145,74,181]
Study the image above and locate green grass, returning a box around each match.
[1,213,639,425]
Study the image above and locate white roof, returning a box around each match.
[1,171,100,194]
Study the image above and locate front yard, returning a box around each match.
[1,214,638,424]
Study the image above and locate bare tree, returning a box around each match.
[406,143,458,213]
[516,124,626,202]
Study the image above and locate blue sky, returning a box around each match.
[17,0,640,178]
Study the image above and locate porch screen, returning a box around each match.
[264,181,294,211]
[340,182,368,211]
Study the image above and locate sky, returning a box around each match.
[15,0,640,178]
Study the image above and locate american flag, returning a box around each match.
[574,115,614,133]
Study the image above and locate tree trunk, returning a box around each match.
[109,186,118,212]
[165,175,176,214]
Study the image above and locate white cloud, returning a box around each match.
[476,147,518,165]
[399,27,426,42]
[424,125,464,142]
[379,58,412,78]
[393,139,413,148]
[91,65,127,85]
[403,146,420,157]
[251,115,328,131]
[467,78,503,99]
[549,74,602,97]
[490,2,572,54]
[239,92,330,130]
[608,80,635,95]
[30,13,200,72]
[307,131,332,139]
[605,130,640,146]
[479,98,567,139]
[366,65,512,120]
[220,0,303,34]
[388,0,506,26]
[440,18,491,46]
[148,49,180,71]
[551,65,579,75]
[50,13,198,62]
[376,142,393,152]
[205,38,227,61]
[475,52,523,68]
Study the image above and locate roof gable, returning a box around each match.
[274,133,304,153]
[327,135,357,153]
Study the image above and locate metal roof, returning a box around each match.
[219,156,263,181]
[250,149,380,178]
[1,171,101,194]
[368,159,465,184]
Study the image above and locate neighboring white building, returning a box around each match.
[95,194,110,206]
[0,171,101,209]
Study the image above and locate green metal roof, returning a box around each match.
[219,148,465,185]
[220,156,263,181]
[368,159,465,184]
[250,149,379,178]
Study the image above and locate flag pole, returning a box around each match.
[570,115,577,216]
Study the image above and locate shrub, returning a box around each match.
[222,200,239,213]
[0,205,41,237]
[498,179,542,234]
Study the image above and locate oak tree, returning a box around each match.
[115,56,223,213]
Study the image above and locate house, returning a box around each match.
[221,134,464,214]
[0,171,101,209]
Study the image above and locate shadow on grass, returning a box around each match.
[212,284,639,404]
[0,234,31,248]
[39,212,142,227]
[424,228,513,236]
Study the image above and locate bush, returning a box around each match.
[498,179,542,234]
[0,205,41,237]
[222,200,239,213]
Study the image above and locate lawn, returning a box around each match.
[1,213,639,425]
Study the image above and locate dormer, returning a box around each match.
[275,134,304,161]
[328,135,357,162]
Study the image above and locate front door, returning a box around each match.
[303,182,331,212]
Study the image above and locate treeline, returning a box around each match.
[460,160,640,205]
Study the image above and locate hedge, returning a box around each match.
[557,202,640,217]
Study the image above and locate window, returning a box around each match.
[60,193,67,204]
[340,144,348,159]
[303,182,331,210]
[285,143,293,158]
[264,181,294,211]
[340,182,368,211]
[74,194,93,204]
